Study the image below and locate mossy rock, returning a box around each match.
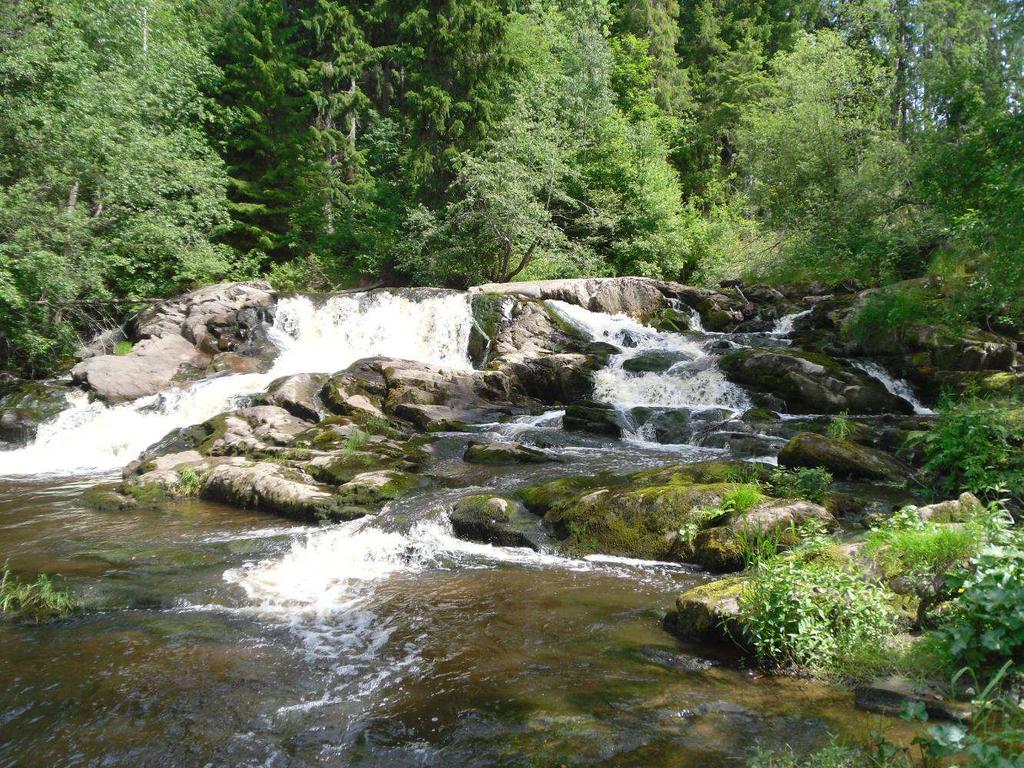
[334,470,422,507]
[517,472,627,514]
[0,380,71,445]
[779,432,907,481]
[648,307,692,333]
[621,350,690,374]
[81,484,131,512]
[664,577,746,645]
[562,401,622,438]
[463,439,554,465]
[449,495,547,550]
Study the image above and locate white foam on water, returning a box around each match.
[0,291,474,476]
[851,360,935,416]
[547,300,750,419]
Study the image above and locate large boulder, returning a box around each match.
[257,373,329,422]
[71,335,208,403]
[562,401,622,438]
[719,348,914,415]
[779,432,907,481]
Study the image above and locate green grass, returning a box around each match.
[864,523,982,579]
[761,467,833,504]
[1,565,77,622]
[826,412,853,440]
[722,483,764,513]
[114,340,133,355]
[173,466,205,497]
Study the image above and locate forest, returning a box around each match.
[1,0,1021,376]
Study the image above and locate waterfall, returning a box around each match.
[0,291,474,476]
[850,360,935,416]
[771,309,812,336]
[547,301,749,433]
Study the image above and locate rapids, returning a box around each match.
[0,288,928,766]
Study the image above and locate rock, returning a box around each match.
[201,462,364,522]
[855,677,970,722]
[664,578,745,645]
[471,277,667,322]
[197,406,311,456]
[448,495,548,550]
[131,280,276,356]
[463,440,555,465]
[648,307,692,333]
[915,492,984,524]
[258,373,329,422]
[0,380,71,446]
[621,350,691,373]
[562,401,622,438]
[779,432,907,481]
[71,335,208,403]
[719,348,914,415]
[467,293,510,367]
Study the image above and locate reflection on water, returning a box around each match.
[0,469,917,768]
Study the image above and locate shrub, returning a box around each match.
[844,284,946,352]
[738,555,897,679]
[0,565,76,622]
[918,397,1024,503]
[173,467,205,497]
[762,467,833,504]
[826,412,853,441]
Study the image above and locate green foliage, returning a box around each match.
[739,553,897,679]
[0,564,76,622]
[919,397,1024,503]
[940,538,1024,673]
[865,521,982,580]
[722,483,764,514]
[114,341,133,356]
[844,284,948,351]
[761,467,833,504]
[826,412,853,441]
[344,427,370,453]
[173,467,205,497]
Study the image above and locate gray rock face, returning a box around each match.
[73,281,277,403]
[202,462,363,522]
[71,335,207,403]
[719,348,914,415]
[471,277,667,321]
[258,373,329,422]
[778,432,907,481]
[562,401,622,438]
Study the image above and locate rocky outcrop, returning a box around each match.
[72,281,277,403]
[256,373,329,422]
[779,432,908,481]
[719,348,914,415]
[471,277,667,322]
[562,401,622,438]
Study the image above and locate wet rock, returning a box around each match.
[463,440,556,465]
[779,432,907,481]
[621,350,691,374]
[467,293,509,367]
[562,401,622,438]
[664,577,745,645]
[71,335,208,403]
[855,677,970,722]
[448,495,549,550]
[198,406,310,456]
[719,348,914,415]
[641,408,693,444]
[0,380,71,446]
[258,373,329,422]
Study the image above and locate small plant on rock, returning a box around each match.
[1,564,77,622]
[827,412,853,441]
[762,467,833,504]
[174,466,205,497]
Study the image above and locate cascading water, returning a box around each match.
[771,309,812,337]
[547,301,750,441]
[0,290,474,476]
[850,360,935,416]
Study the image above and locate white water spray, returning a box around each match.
[0,291,474,476]
[771,309,811,337]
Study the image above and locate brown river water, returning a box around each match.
[0,432,917,768]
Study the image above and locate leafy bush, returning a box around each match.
[844,283,947,352]
[0,565,76,622]
[173,467,205,497]
[940,539,1024,673]
[919,397,1024,503]
[738,555,897,678]
[762,467,833,504]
